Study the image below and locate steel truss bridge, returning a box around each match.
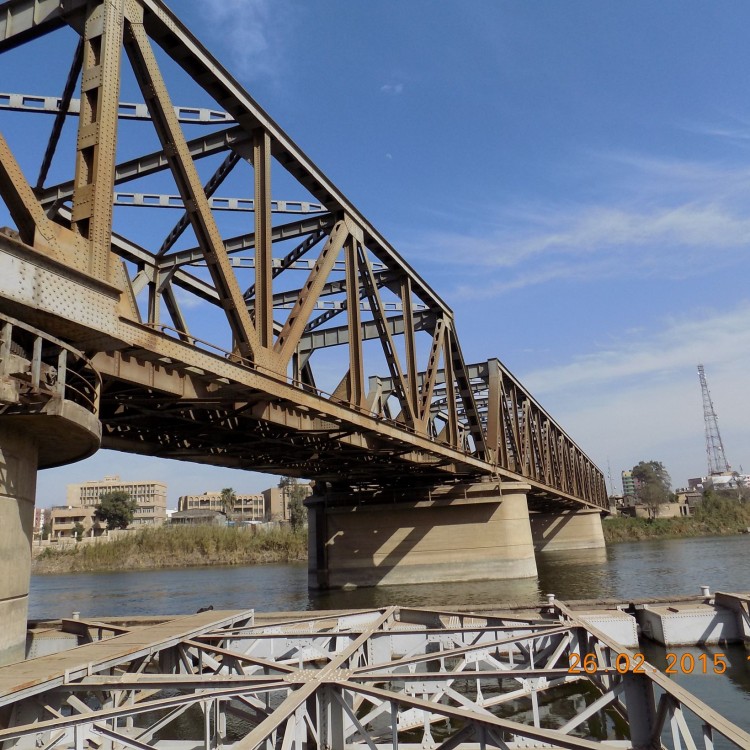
[0,0,605,509]
[1,604,748,750]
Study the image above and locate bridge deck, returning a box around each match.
[0,610,252,703]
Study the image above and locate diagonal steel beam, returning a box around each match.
[36,39,82,190]
[274,219,349,367]
[157,150,240,257]
[138,0,451,316]
[39,126,246,207]
[244,228,327,301]
[158,214,334,270]
[358,242,416,426]
[124,13,262,361]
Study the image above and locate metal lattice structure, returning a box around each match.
[2,605,748,750]
[0,0,606,509]
[697,365,730,477]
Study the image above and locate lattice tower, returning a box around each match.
[697,364,730,475]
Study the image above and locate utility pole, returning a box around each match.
[697,365,730,476]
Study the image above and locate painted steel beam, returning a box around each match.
[39,126,247,207]
[112,192,326,214]
[298,309,436,355]
[138,0,452,315]
[0,0,69,50]
[0,91,234,123]
[3,604,748,750]
[157,215,336,269]
[0,0,607,506]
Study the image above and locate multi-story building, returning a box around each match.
[262,483,312,521]
[32,507,49,538]
[64,475,168,527]
[177,492,265,522]
[621,470,639,506]
[49,507,102,540]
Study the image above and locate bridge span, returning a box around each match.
[0,0,605,664]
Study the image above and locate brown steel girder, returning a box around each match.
[0,0,607,509]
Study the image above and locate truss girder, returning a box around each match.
[374,358,607,508]
[0,0,605,507]
[1,604,747,750]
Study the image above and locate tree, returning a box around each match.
[279,477,308,531]
[632,460,672,519]
[95,491,138,530]
[73,521,85,542]
[220,487,237,517]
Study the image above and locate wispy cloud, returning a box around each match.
[403,152,750,298]
[519,303,750,486]
[174,290,207,311]
[524,303,750,396]
[199,0,285,82]
[680,114,750,145]
[380,83,404,95]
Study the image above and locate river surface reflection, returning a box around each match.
[30,535,750,618]
[30,534,750,732]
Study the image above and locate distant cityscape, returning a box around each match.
[613,469,749,519]
[610,365,748,519]
[33,475,312,541]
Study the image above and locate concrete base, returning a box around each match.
[0,400,101,666]
[0,424,37,667]
[308,482,537,589]
[530,508,605,552]
[636,602,741,646]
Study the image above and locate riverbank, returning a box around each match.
[33,498,750,573]
[32,525,307,574]
[603,497,750,543]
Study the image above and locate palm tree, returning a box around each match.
[220,487,236,518]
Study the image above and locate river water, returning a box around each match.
[30,534,750,732]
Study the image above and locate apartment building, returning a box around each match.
[262,483,312,521]
[63,475,168,527]
[49,507,102,540]
[177,492,265,521]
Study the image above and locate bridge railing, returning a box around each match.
[147,322,474,456]
[0,312,100,415]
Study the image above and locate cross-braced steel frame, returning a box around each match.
[0,0,606,508]
[1,606,748,750]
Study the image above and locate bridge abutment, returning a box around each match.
[307,481,537,589]
[529,508,605,552]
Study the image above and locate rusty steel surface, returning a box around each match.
[0,0,607,509]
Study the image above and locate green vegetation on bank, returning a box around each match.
[603,496,750,543]
[33,524,307,574]
[33,496,750,573]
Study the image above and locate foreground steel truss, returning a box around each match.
[0,0,606,507]
[1,605,748,750]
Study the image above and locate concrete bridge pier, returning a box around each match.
[0,408,101,666]
[0,424,39,665]
[529,508,605,553]
[0,317,102,666]
[307,481,537,589]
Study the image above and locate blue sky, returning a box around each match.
[5,1,749,503]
